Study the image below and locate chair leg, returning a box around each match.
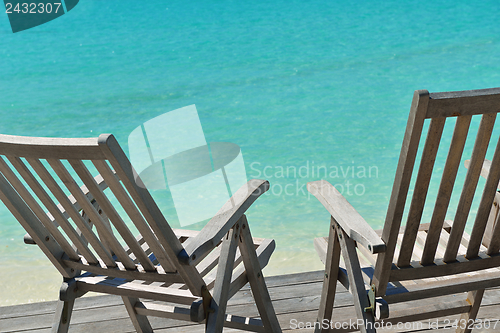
[315,217,342,333]
[206,222,241,333]
[51,300,75,333]
[239,215,282,333]
[335,222,376,333]
[456,289,485,333]
[122,297,153,333]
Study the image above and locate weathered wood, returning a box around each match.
[7,156,97,264]
[5,271,500,333]
[486,205,500,254]
[238,215,282,333]
[457,289,484,333]
[465,159,500,188]
[397,117,445,267]
[182,179,271,266]
[390,252,500,281]
[0,171,71,277]
[464,160,500,249]
[427,88,500,118]
[75,275,200,304]
[122,297,153,333]
[227,237,275,300]
[444,113,496,262]
[51,300,74,333]
[28,157,116,267]
[49,158,137,270]
[0,157,78,260]
[206,221,240,333]
[69,159,155,271]
[61,258,184,283]
[420,116,472,265]
[314,217,341,333]
[93,160,176,273]
[383,269,500,303]
[373,90,429,296]
[98,134,206,295]
[335,222,376,333]
[307,180,386,254]
[467,137,500,258]
[0,134,105,160]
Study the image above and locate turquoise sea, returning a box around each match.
[1,0,500,305]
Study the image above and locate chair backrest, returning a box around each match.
[0,133,205,296]
[373,88,500,293]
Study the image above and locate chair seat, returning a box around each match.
[314,220,500,304]
[75,232,275,303]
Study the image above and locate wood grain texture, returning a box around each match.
[427,88,500,118]
[206,221,240,333]
[238,215,282,333]
[307,180,385,254]
[335,223,376,333]
[372,90,429,296]
[314,217,341,333]
[444,113,496,262]
[0,134,105,159]
[69,159,155,271]
[420,115,472,265]
[93,159,177,273]
[182,179,271,266]
[467,136,500,258]
[397,117,445,267]
[98,134,206,295]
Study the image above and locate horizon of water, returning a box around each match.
[1,0,500,306]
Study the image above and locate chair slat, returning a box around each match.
[0,171,71,277]
[413,231,427,262]
[420,116,472,265]
[69,159,156,272]
[27,158,116,268]
[7,157,99,264]
[48,159,136,270]
[427,88,500,118]
[467,136,500,258]
[92,160,177,273]
[373,90,429,295]
[444,113,496,262]
[0,157,80,260]
[398,118,445,267]
[99,134,206,296]
[487,201,500,254]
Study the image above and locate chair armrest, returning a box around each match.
[179,179,270,265]
[307,180,386,254]
[465,159,499,189]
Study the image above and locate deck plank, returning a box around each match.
[2,271,500,332]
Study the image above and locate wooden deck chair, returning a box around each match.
[0,133,281,333]
[309,88,500,333]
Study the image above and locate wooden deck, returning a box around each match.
[2,270,500,333]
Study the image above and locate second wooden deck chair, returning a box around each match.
[0,133,281,333]
[309,88,500,333]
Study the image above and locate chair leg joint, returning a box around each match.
[59,278,87,302]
